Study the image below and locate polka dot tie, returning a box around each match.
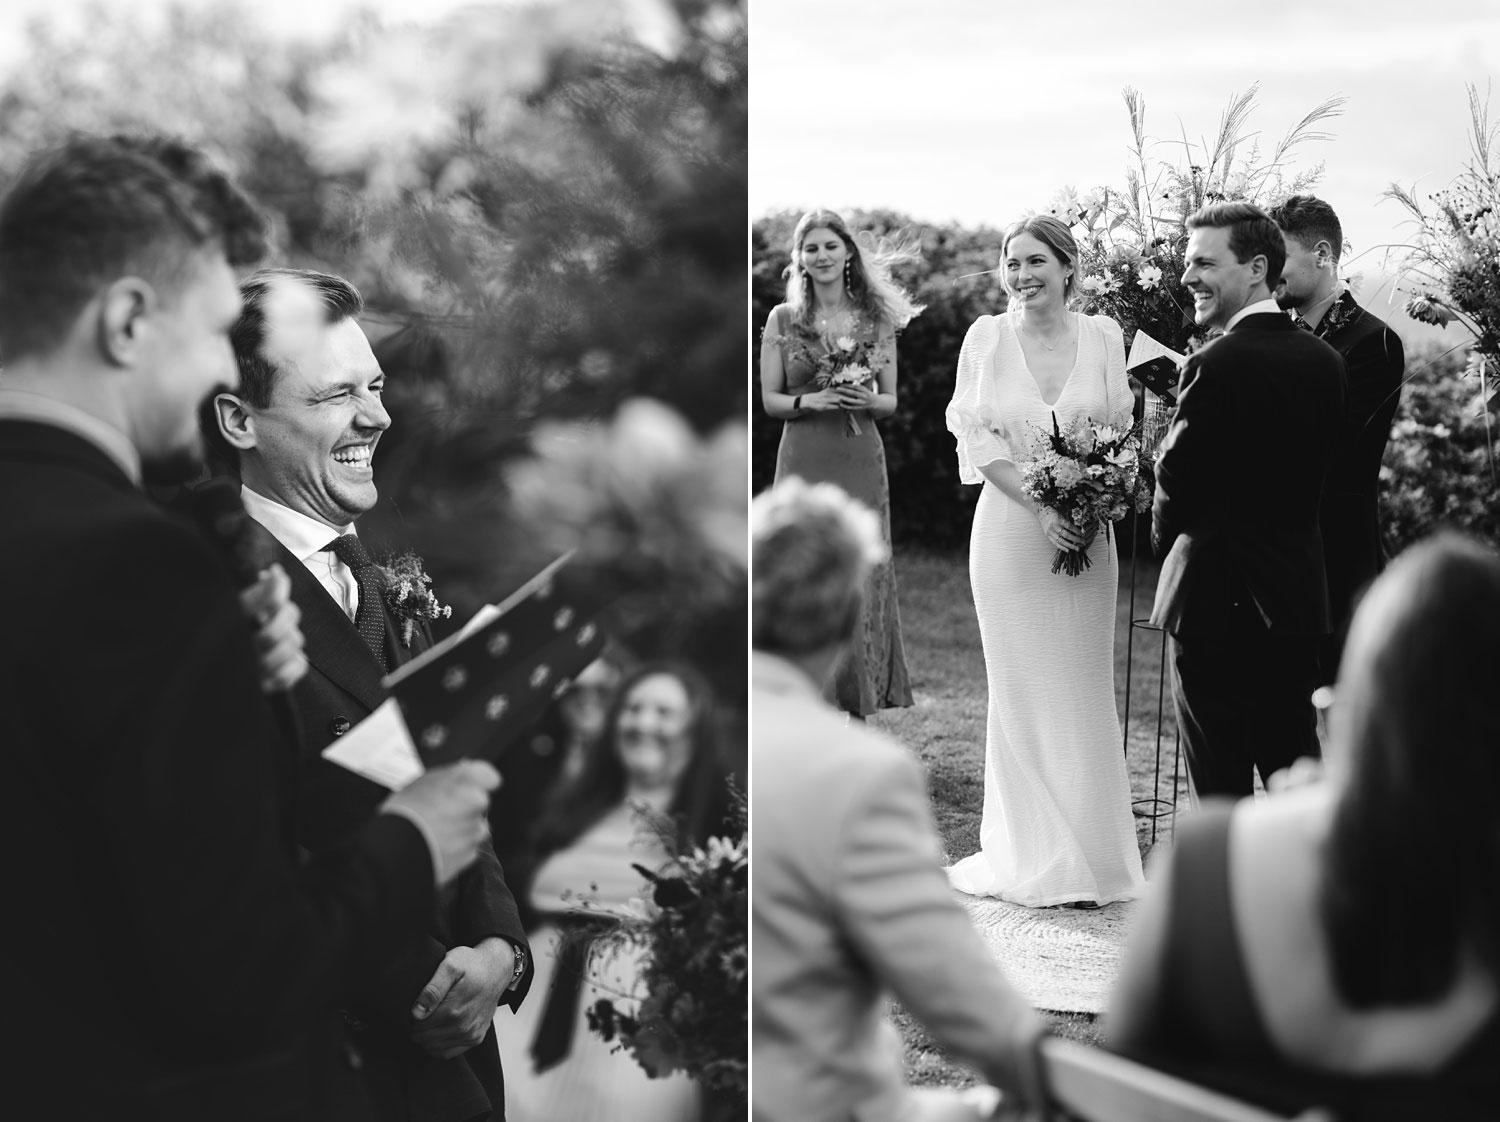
[326,534,388,672]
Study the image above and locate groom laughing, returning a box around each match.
[209,267,533,1122]
[1150,202,1346,799]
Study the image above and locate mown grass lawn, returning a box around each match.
[867,539,1188,1086]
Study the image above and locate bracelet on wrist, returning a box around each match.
[792,395,803,413]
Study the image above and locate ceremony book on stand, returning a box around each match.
[323,552,610,789]
[1125,330,1185,406]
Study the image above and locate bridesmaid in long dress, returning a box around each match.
[944,214,1145,907]
[759,209,922,719]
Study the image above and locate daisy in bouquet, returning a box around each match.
[1020,412,1153,577]
[814,332,882,436]
[779,323,888,437]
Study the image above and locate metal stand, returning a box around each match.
[1122,391,1181,846]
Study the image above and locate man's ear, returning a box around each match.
[213,391,258,451]
[1248,252,1271,288]
[95,277,154,367]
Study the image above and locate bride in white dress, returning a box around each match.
[944,214,1146,907]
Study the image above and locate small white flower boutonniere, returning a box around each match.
[378,552,453,647]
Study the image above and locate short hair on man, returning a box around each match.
[1268,194,1345,263]
[0,134,267,363]
[1185,200,1287,289]
[752,477,888,657]
[228,268,366,408]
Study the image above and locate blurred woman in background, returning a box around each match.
[494,661,732,1122]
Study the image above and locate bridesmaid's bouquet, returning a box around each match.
[1020,413,1152,576]
[812,333,882,437]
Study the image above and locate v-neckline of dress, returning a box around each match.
[1010,312,1081,408]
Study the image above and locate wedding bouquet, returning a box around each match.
[810,333,881,436]
[1019,413,1152,577]
[588,787,748,1104]
[777,321,887,437]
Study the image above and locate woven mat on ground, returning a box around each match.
[958,895,1138,1015]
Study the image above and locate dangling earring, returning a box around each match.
[844,258,854,295]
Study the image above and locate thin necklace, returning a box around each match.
[1021,313,1070,351]
[816,301,852,331]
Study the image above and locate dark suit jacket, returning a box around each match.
[0,422,435,1122]
[267,533,534,1122]
[1306,292,1405,630]
[1150,312,1346,636]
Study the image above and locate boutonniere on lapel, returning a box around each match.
[377,552,453,647]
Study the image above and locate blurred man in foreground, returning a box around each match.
[751,477,1047,1122]
[0,134,497,1122]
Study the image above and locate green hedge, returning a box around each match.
[1380,342,1500,556]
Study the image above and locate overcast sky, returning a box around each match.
[750,0,1500,322]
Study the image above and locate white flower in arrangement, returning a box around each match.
[1136,263,1163,290]
[1108,243,1143,268]
[1078,275,1108,296]
[835,335,857,351]
[1105,446,1138,467]
[1092,424,1126,444]
[1047,185,1083,225]
[833,362,871,384]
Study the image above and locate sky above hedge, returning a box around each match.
[750,0,1500,332]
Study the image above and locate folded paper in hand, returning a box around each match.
[322,552,610,787]
[1127,331,1185,405]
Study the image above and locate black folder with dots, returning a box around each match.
[381,553,610,768]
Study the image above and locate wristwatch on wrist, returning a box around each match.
[509,944,528,988]
[792,395,802,412]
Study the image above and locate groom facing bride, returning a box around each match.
[1151,201,1346,799]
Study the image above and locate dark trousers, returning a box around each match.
[1167,625,1322,799]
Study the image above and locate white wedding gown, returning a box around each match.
[944,311,1146,907]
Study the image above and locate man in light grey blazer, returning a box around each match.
[751,478,1047,1122]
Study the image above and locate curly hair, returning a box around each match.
[0,133,266,362]
[752,477,888,657]
[1320,533,1500,1006]
[782,208,924,331]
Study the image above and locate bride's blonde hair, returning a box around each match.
[783,209,924,331]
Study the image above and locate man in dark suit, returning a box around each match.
[1151,201,1346,799]
[209,267,532,1122]
[1270,195,1406,685]
[0,136,499,1121]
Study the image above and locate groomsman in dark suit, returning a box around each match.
[210,267,532,1122]
[0,136,498,1121]
[1151,202,1346,798]
[1270,195,1406,685]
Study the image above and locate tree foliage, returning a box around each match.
[1,0,749,697]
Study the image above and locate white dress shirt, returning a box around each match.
[1225,297,1284,331]
[240,485,362,621]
